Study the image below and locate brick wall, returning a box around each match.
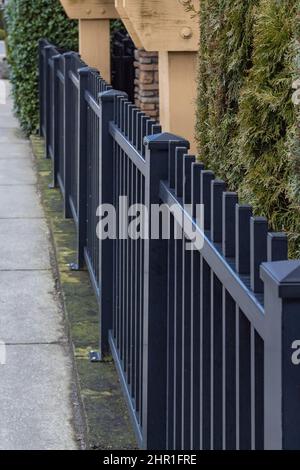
[134,49,159,120]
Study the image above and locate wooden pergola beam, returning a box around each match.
[60,0,118,19]
[115,0,200,152]
[115,0,199,52]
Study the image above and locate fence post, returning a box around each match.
[44,45,53,159]
[98,89,127,355]
[63,52,77,219]
[261,260,300,449]
[51,54,61,188]
[38,40,45,137]
[142,132,183,449]
[74,67,90,270]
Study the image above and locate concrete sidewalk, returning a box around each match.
[0,80,79,449]
[0,41,5,58]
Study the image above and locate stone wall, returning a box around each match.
[134,49,159,120]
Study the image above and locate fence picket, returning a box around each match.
[235,204,253,275]
[191,162,205,220]
[222,192,238,258]
[183,155,195,206]
[250,217,268,293]
[175,147,187,198]
[211,180,226,244]
[201,171,215,231]
[267,232,288,262]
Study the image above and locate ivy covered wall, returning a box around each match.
[4,0,78,136]
[196,0,300,256]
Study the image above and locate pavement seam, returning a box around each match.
[0,269,52,272]
[0,217,46,220]
[0,184,37,187]
[5,341,68,346]
[0,218,44,220]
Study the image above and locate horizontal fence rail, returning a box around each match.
[39,39,300,451]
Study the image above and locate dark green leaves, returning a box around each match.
[4,0,78,136]
[197,0,300,257]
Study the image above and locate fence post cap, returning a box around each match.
[260,260,300,298]
[98,89,128,103]
[144,132,189,150]
[52,54,61,61]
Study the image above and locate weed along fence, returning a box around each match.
[39,39,300,451]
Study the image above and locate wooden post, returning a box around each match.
[115,0,200,153]
[59,0,119,83]
[159,51,198,152]
[79,19,111,81]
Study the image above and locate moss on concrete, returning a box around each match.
[30,135,137,450]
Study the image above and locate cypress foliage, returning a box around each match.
[197,0,300,256]
[197,0,257,187]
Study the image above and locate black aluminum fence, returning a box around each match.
[39,39,300,451]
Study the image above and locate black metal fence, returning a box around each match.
[39,39,300,451]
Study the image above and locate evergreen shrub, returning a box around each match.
[196,0,300,256]
[4,0,78,135]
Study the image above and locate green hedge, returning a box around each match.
[4,0,78,136]
[196,0,300,257]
